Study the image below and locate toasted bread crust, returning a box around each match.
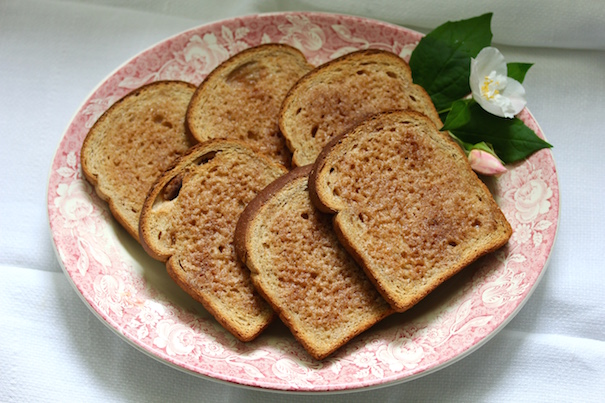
[235,166,392,359]
[139,140,287,341]
[310,110,512,312]
[81,80,196,242]
[186,44,313,168]
[279,49,442,167]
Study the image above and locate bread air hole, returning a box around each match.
[194,151,217,166]
[162,174,183,201]
[311,124,319,138]
[153,114,173,128]
[226,61,260,83]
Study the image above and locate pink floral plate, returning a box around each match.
[47,12,559,392]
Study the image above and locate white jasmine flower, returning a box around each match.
[470,47,526,118]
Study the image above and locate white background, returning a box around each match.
[1,0,604,401]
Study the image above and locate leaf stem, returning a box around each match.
[439,97,477,116]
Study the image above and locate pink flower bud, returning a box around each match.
[468,149,507,175]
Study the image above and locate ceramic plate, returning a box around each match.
[47,12,559,392]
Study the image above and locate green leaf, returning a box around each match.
[507,62,533,83]
[441,99,473,131]
[409,13,493,111]
[450,102,552,163]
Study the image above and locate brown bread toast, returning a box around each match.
[186,44,313,168]
[234,165,392,359]
[309,110,512,312]
[81,81,196,241]
[139,140,287,341]
[279,49,442,166]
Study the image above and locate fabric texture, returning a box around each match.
[1,0,604,401]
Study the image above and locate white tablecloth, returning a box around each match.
[1,0,604,401]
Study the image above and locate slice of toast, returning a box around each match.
[139,140,287,341]
[186,44,313,168]
[309,110,512,312]
[235,166,392,359]
[279,49,443,167]
[81,80,196,242]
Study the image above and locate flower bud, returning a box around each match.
[468,149,507,175]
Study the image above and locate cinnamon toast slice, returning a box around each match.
[139,140,287,341]
[309,110,512,312]
[235,166,392,359]
[81,81,196,241]
[279,49,442,166]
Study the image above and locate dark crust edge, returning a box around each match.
[80,80,197,242]
[309,109,513,312]
[186,43,313,142]
[308,128,350,215]
[165,257,273,342]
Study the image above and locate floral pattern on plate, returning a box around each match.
[47,12,559,392]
